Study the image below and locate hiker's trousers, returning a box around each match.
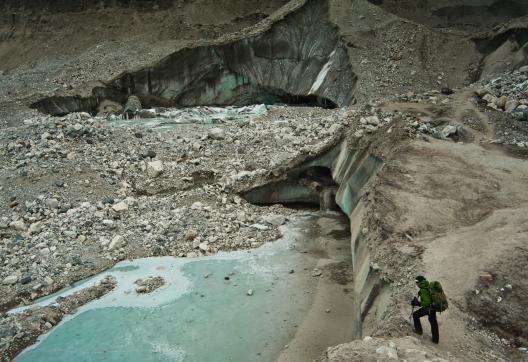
[413,307,439,343]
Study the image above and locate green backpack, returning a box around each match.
[429,281,448,312]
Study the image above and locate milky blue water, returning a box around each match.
[14,214,345,362]
[108,104,268,129]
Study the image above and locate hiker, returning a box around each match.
[411,275,439,344]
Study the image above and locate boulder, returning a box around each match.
[475,88,489,97]
[208,128,226,140]
[123,95,142,115]
[441,125,457,139]
[45,198,59,209]
[137,109,156,119]
[513,106,528,121]
[97,99,123,116]
[262,214,286,226]
[112,201,129,213]
[146,160,164,178]
[364,115,380,126]
[482,93,497,104]
[9,220,27,232]
[108,235,126,250]
[505,100,519,113]
[354,129,364,138]
[190,202,204,210]
[495,96,509,110]
[28,222,43,235]
[2,275,18,285]
[136,286,148,293]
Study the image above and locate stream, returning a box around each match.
[14,212,355,362]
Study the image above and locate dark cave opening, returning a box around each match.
[241,165,340,212]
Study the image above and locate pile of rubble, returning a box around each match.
[320,336,452,362]
[135,276,164,294]
[0,106,352,310]
[476,68,528,120]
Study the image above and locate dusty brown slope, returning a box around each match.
[338,90,528,361]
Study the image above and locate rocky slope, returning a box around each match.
[1,0,528,361]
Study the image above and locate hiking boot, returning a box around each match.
[413,329,423,336]
[431,338,439,344]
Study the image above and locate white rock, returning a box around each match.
[519,65,528,73]
[365,115,380,126]
[328,124,341,133]
[28,222,43,235]
[136,286,148,293]
[247,289,254,296]
[441,125,457,138]
[9,220,27,231]
[312,268,323,277]
[208,128,226,140]
[375,346,398,359]
[364,124,377,132]
[102,219,115,227]
[112,201,129,213]
[146,160,164,178]
[109,235,126,250]
[2,275,18,285]
[262,214,286,226]
[45,198,59,209]
[124,197,137,206]
[233,171,252,180]
[191,202,204,210]
[32,283,43,291]
[198,243,210,252]
[250,223,269,231]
